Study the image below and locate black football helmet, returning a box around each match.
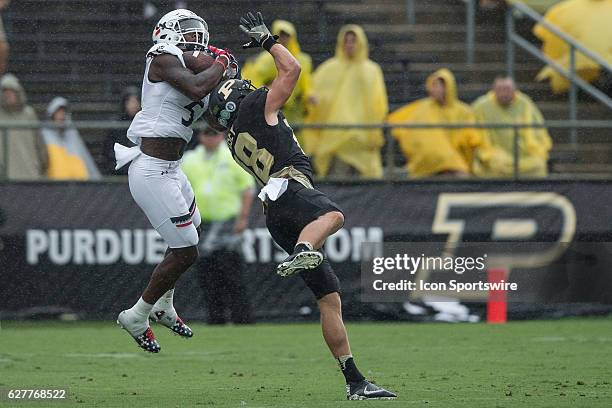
[205,79,255,131]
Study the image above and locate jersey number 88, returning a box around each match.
[234,131,274,183]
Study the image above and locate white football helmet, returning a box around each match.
[152,9,209,51]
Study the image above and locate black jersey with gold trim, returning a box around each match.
[226,88,313,187]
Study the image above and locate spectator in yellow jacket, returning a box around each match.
[472,76,552,177]
[241,20,313,129]
[42,97,101,180]
[388,68,482,178]
[533,0,612,93]
[304,24,388,179]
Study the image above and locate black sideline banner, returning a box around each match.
[1,180,611,320]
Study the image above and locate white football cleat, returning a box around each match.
[277,249,324,277]
[149,309,193,338]
[117,310,161,353]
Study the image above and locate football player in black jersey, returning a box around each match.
[204,11,397,401]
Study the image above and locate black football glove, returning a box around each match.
[239,11,278,50]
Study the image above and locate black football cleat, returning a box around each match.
[117,311,161,353]
[277,249,323,277]
[346,380,397,400]
[150,310,193,338]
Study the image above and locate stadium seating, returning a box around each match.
[3,0,610,174]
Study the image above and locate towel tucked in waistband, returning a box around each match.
[114,143,142,170]
[257,177,289,202]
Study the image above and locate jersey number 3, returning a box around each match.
[182,100,205,127]
[234,132,274,182]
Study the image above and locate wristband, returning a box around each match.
[261,35,277,52]
[214,55,230,70]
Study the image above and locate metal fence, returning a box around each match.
[505,1,612,145]
[1,120,611,181]
[407,0,612,146]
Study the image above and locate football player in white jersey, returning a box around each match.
[115,9,236,353]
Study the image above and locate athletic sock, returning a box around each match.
[153,289,175,311]
[337,355,366,384]
[294,241,313,253]
[122,297,153,334]
[152,289,177,320]
[128,297,153,319]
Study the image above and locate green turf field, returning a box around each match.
[1,318,611,407]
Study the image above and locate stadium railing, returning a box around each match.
[434,0,612,145]
[2,120,612,181]
[505,1,612,145]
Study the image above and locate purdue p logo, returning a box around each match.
[432,192,577,268]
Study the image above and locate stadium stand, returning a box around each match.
[2,0,610,175]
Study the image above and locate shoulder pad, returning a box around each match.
[146,43,186,68]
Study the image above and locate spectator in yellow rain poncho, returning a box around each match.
[241,20,313,129]
[303,24,388,179]
[42,97,101,180]
[472,76,552,177]
[388,69,483,178]
[533,0,612,93]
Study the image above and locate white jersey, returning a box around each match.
[127,43,209,145]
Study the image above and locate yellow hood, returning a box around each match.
[272,20,301,56]
[335,24,369,62]
[425,68,459,105]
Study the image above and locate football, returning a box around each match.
[183,50,215,74]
